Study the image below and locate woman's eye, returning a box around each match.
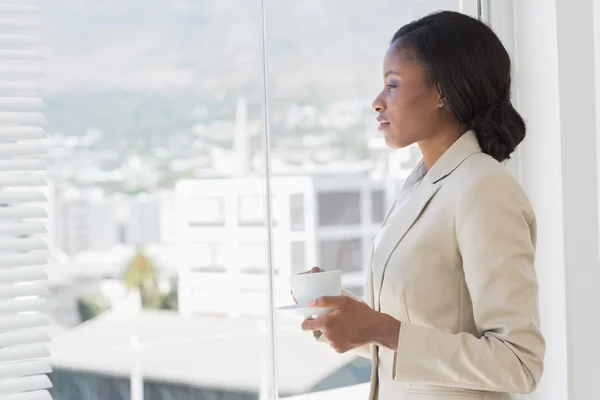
[386,84,397,90]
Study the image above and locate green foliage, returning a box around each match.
[77,293,110,323]
[123,245,158,292]
[140,286,164,309]
[160,286,179,311]
[122,246,179,311]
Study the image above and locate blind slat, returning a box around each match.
[0,238,47,252]
[0,50,43,61]
[0,175,45,186]
[0,207,47,220]
[0,297,48,315]
[0,34,42,45]
[0,390,52,400]
[0,345,49,364]
[0,160,45,171]
[0,80,41,95]
[0,5,41,13]
[0,126,45,141]
[0,329,49,348]
[0,360,51,379]
[0,112,45,124]
[0,266,46,283]
[0,284,49,300]
[0,192,46,203]
[0,253,46,268]
[0,19,42,30]
[0,97,43,110]
[0,374,51,395]
[0,222,46,235]
[0,143,45,157]
[0,315,49,334]
[0,66,43,77]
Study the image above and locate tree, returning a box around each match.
[123,245,161,309]
[160,284,179,311]
[77,293,110,323]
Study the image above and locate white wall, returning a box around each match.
[512,0,600,398]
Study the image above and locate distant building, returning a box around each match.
[125,191,178,245]
[52,188,122,256]
[49,310,371,400]
[175,173,402,318]
[51,188,178,256]
[46,244,180,326]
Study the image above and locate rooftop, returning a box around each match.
[49,309,363,396]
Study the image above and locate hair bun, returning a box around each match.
[469,99,525,162]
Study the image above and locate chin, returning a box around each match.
[384,131,410,149]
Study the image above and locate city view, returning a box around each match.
[38,0,460,399]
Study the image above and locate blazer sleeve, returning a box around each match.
[392,172,545,393]
[313,288,372,359]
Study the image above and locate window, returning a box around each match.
[318,191,361,226]
[319,239,363,273]
[289,193,305,231]
[290,241,306,274]
[238,196,264,226]
[43,1,471,399]
[188,197,225,226]
[189,243,227,270]
[371,189,386,223]
[238,243,266,272]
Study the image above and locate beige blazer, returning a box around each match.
[318,131,545,400]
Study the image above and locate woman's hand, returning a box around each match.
[301,295,402,353]
[291,267,324,304]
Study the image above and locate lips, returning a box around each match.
[377,117,389,131]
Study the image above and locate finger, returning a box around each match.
[332,345,349,354]
[299,266,324,275]
[301,315,327,331]
[301,318,317,331]
[307,295,347,308]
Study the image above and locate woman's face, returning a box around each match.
[372,46,443,149]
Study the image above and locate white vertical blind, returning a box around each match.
[0,2,52,400]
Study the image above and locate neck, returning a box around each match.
[418,125,464,170]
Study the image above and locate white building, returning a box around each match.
[125,191,178,245]
[52,188,122,256]
[175,173,403,317]
[52,187,179,256]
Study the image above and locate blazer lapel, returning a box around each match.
[369,130,483,311]
[372,179,440,310]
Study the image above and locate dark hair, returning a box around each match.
[391,11,525,162]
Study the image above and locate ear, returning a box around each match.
[435,84,445,108]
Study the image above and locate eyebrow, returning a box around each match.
[384,71,400,77]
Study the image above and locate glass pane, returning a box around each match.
[44,1,279,399]
[268,0,462,398]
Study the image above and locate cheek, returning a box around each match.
[392,90,434,128]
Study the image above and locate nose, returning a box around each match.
[372,94,385,113]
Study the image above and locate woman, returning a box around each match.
[300,10,545,400]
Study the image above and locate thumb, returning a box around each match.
[310,266,324,273]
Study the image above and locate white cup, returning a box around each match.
[290,270,342,307]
